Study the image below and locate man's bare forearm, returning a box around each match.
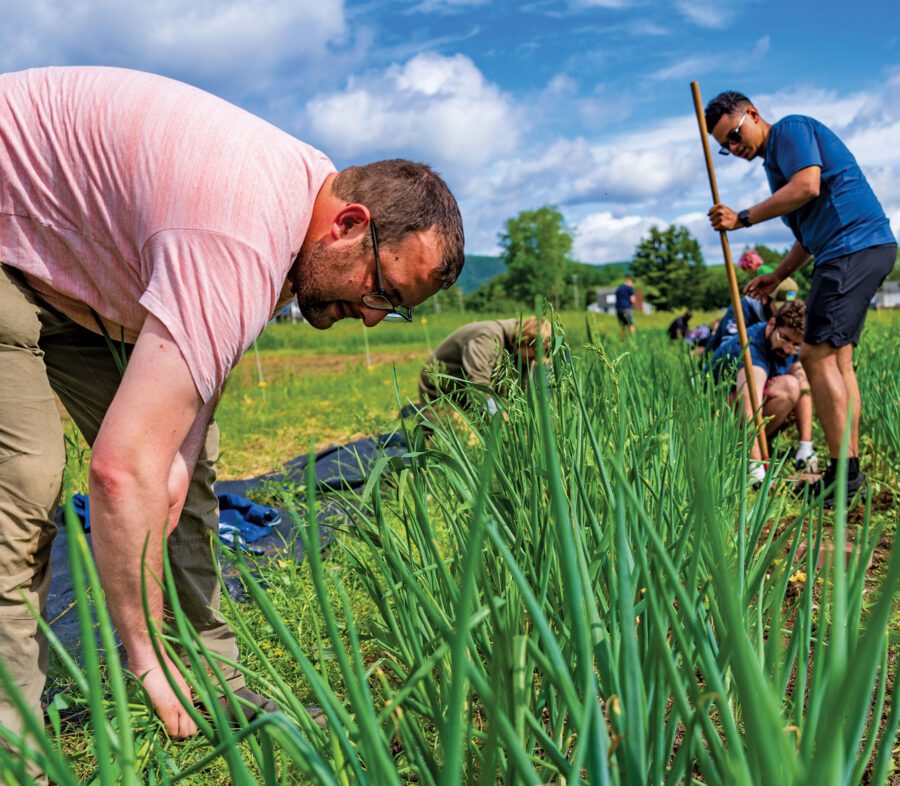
[91,398,217,666]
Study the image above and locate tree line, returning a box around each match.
[455,205,898,314]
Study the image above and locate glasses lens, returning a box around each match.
[381,312,409,323]
[362,293,394,310]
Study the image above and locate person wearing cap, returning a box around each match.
[413,316,550,416]
[704,276,799,357]
[710,301,812,485]
[704,91,896,504]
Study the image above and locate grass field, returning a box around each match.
[5,308,898,785]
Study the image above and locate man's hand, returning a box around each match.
[708,203,739,232]
[133,657,198,738]
[744,272,782,302]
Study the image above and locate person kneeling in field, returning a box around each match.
[703,276,799,358]
[709,300,815,484]
[408,316,551,417]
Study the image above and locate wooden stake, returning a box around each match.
[690,81,769,460]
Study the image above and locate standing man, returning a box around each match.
[0,66,464,745]
[614,277,636,338]
[705,91,896,503]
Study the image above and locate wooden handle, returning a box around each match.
[690,82,769,460]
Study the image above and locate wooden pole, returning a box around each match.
[690,81,769,460]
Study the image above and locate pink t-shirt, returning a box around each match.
[0,67,335,402]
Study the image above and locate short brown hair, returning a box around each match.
[518,315,551,349]
[333,159,465,289]
[774,300,805,332]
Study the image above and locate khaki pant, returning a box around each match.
[0,264,242,743]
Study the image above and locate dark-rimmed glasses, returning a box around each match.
[361,220,413,322]
[718,110,748,156]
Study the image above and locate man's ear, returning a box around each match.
[330,203,370,240]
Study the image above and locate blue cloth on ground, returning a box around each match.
[217,494,281,544]
[71,493,91,531]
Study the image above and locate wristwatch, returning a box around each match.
[738,209,752,228]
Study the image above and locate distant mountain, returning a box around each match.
[456,254,506,293]
[454,255,632,295]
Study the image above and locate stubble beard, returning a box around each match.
[292,240,346,330]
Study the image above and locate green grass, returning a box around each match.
[14,308,899,785]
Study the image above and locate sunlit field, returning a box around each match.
[6,309,898,785]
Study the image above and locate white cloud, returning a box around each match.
[752,35,771,57]
[409,0,490,12]
[304,53,522,172]
[574,211,664,263]
[675,0,736,29]
[648,55,722,83]
[571,0,635,8]
[0,0,348,95]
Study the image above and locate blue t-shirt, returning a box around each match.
[704,296,769,356]
[615,284,634,311]
[764,115,895,265]
[710,321,798,382]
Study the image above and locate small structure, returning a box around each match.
[873,280,900,309]
[588,287,653,314]
[274,302,305,323]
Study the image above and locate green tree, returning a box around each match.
[695,265,732,311]
[499,206,573,308]
[629,225,704,311]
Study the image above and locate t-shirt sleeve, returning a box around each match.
[138,229,283,402]
[773,120,823,180]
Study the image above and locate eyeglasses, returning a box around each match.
[361,220,413,323]
[774,328,802,351]
[717,110,748,156]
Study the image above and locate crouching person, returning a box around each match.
[411,316,550,417]
[710,301,815,484]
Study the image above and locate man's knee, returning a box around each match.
[768,375,801,407]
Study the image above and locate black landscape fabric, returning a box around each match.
[46,432,410,660]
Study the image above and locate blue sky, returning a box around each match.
[3,0,899,265]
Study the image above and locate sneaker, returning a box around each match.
[823,471,866,509]
[799,468,866,509]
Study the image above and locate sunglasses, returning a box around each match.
[718,110,748,156]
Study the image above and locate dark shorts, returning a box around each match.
[805,244,896,347]
[616,308,633,326]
